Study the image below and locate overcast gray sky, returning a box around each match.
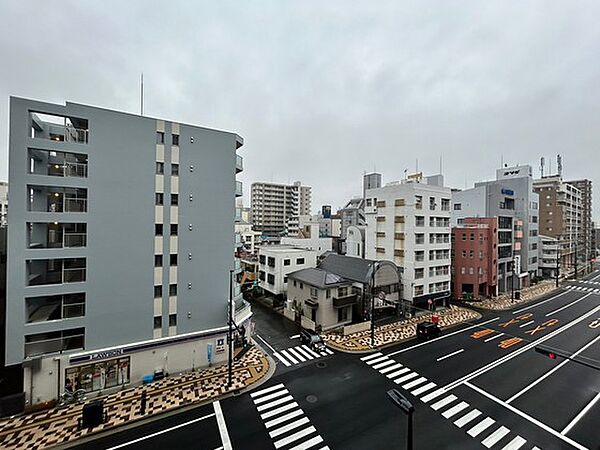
[1,1,599,220]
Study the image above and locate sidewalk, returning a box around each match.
[0,346,270,450]
[465,280,557,311]
[323,305,481,352]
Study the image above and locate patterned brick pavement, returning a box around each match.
[323,305,481,352]
[465,280,557,310]
[0,346,269,450]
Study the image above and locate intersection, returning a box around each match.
[74,270,600,450]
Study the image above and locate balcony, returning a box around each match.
[24,327,85,358]
[28,149,88,178]
[333,294,357,308]
[235,181,243,197]
[27,222,87,248]
[27,258,86,286]
[30,112,89,144]
[28,185,88,213]
[236,154,243,173]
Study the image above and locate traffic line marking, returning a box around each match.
[561,391,600,435]
[295,346,314,360]
[290,334,300,339]
[431,394,457,411]
[366,355,389,365]
[467,417,495,437]
[360,352,383,361]
[280,349,299,365]
[302,345,321,358]
[402,377,428,390]
[518,320,535,328]
[372,359,396,370]
[289,435,324,450]
[501,435,527,450]
[273,353,291,367]
[411,382,437,396]
[481,425,510,448]
[261,402,299,420]
[484,333,504,342]
[251,383,285,398]
[256,395,295,412]
[394,372,419,384]
[421,388,447,403]
[454,409,482,428]
[379,363,403,374]
[436,349,464,361]
[386,367,410,379]
[269,417,310,438]
[273,426,316,449]
[253,389,288,405]
[287,347,306,363]
[265,409,304,428]
[546,293,592,316]
[213,401,233,450]
[441,401,469,419]
[512,290,570,314]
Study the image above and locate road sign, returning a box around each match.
[207,343,213,364]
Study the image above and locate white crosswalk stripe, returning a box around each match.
[481,426,511,448]
[251,384,328,449]
[421,388,447,403]
[454,409,482,428]
[441,401,469,419]
[431,394,457,411]
[366,355,390,365]
[501,435,527,450]
[360,352,382,361]
[402,376,428,390]
[272,345,335,367]
[379,363,403,374]
[394,372,419,384]
[467,417,496,437]
[411,382,437,396]
[372,359,396,370]
[387,367,410,378]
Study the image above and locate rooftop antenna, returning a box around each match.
[540,156,545,178]
[416,158,419,173]
[140,72,144,116]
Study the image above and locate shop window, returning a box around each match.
[65,357,130,393]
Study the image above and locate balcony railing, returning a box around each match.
[333,294,357,308]
[64,233,87,247]
[236,155,243,173]
[235,181,243,197]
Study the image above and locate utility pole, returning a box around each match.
[574,241,578,280]
[370,262,377,347]
[555,244,560,288]
[511,259,515,302]
[227,269,234,388]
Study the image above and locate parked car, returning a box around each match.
[416,321,441,340]
[300,328,327,352]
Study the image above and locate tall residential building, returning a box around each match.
[338,198,366,239]
[363,172,382,198]
[0,181,7,227]
[251,181,311,236]
[6,97,251,406]
[534,176,582,276]
[365,173,452,309]
[566,179,592,268]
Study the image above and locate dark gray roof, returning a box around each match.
[287,268,351,289]
[319,253,376,283]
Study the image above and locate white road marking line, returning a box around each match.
[387,367,410,378]
[265,409,304,428]
[394,372,419,384]
[441,401,469,419]
[431,394,457,411]
[255,333,277,353]
[421,388,447,403]
[256,395,295,412]
[519,320,535,328]
[546,293,592,316]
[280,349,299,365]
[507,333,600,403]
[366,355,389,365]
[467,417,496,437]
[444,303,600,391]
[501,435,527,450]
[273,425,317,449]
[319,351,329,357]
[324,349,334,355]
[372,359,396,370]
[436,349,464,361]
[295,346,314,360]
[411,382,437,396]
[213,401,233,450]
[481,426,511,448]
[261,402,299,420]
[483,333,504,342]
[402,377,428,390]
[289,435,324,450]
[273,352,292,367]
[464,381,587,450]
[253,389,289,404]
[287,347,307,363]
[454,409,482,428]
[269,417,310,438]
[512,290,571,314]
[360,352,383,361]
[251,383,286,398]
[290,334,300,339]
[106,413,216,449]
[561,391,600,435]
[388,317,500,356]
[302,345,321,358]
[380,363,403,374]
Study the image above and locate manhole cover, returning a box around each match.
[316,361,327,369]
[306,395,318,403]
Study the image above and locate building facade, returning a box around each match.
[451,218,498,300]
[363,172,382,198]
[567,179,593,270]
[257,246,318,297]
[338,197,366,240]
[538,235,560,278]
[365,173,451,309]
[0,181,7,227]
[6,97,251,406]
[251,181,311,236]
[345,225,365,258]
[281,223,333,256]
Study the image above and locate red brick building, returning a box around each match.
[452,218,498,300]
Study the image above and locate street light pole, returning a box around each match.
[555,243,560,288]
[574,241,578,280]
[387,389,414,450]
[227,269,234,388]
[370,262,377,348]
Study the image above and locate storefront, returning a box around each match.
[65,357,130,392]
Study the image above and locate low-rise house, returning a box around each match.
[258,246,318,301]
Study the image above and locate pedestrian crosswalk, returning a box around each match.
[272,345,334,367]
[361,352,535,450]
[565,285,600,294]
[250,383,329,450]
[581,280,600,286]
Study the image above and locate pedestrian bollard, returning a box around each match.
[140,390,147,415]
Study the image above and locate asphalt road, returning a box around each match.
[72,270,600,450]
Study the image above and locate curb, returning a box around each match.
[465,286,560,312]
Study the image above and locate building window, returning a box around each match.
[441,199,450,211]
[326,289,331,298]
[415,196,423,209]
[154,286,162,298]
[415,268,424,279]
[155,224,163,235]
[171,164,179,176]
[415,251,424,262]
[171,194,178,206]
[172,134,179,146]
[293,280,297,287]
[169,284,177,296]
[155,255,163,267]
[415,216,425,227]
[25,328,85,358]
[170,224,178,235]
[284,259,290,266]
[169,314,177,327]
[170,254,177,266]
[338,307,349,322]
[156,132,165,144]
[25,293,86,323]
[415,234,424,244]
[414,285,424,296]
[297,258,305,265]
[429,197,436,210]
[338,286,348,297]
[453,203,462,210]
[461,267,465,274]
[283,276,288,283]
[470,233,475,241]
[462,233,467,241]
[154,316,162,329]
[267,257,275,267]
[65,357,130,393]
[156,162,164,175]
[267,274,275,285]
[469,268,474,275]
[155,193,164,206]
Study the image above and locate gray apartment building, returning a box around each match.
[251,181,311,235]
[6,97,251,406]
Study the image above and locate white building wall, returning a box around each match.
[258,247,318,296]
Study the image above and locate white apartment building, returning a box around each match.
[281,223,333,256]
[258,246,318,297]
[538,235,560,278]
[0,181,7,227]
[365,173,451,308]
[251,181,311,235]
